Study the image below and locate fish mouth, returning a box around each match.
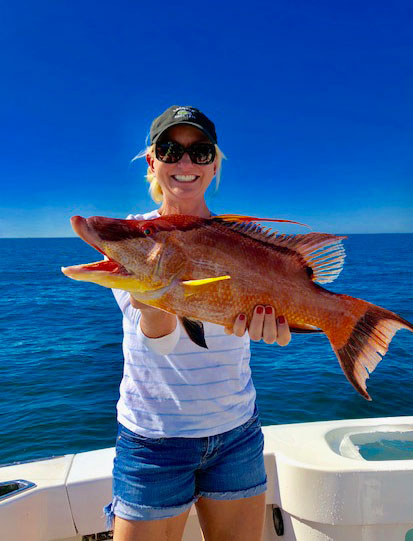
[61,259,131,277]
[62,216,131,278]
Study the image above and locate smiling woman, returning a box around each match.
[99,105,291,541]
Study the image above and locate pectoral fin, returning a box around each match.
[182,275,231,287]
[179,317,208,349]
[182,275,231,297]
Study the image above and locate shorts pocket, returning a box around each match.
[236,411,261,433]
[117,424,165,446]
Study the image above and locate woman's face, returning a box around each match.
[147,124,217,205]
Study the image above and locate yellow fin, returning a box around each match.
[182,275,231,297]
[182,275,231,287]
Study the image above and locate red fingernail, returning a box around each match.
[265,306,272,315]
[257,306,264,314]
[239,314,245,321]
[278,316,285,324]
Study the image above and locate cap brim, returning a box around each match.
[152,121,216,144]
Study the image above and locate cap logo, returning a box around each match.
[173,107,196,120]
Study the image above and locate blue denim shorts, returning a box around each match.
[104,408,267,524]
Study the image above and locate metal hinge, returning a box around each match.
[272,505,284,536]
[82,532,113,540]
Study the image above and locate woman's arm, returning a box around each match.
[130,295,177,338]
[129,295,180,355]
[131,295,290,346]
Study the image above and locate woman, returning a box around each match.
[104,105,291,541]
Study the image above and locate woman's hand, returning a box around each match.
[225,305,291,346]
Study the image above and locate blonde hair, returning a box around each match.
[133,144,225,204]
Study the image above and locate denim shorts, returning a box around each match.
[104,408,267,524]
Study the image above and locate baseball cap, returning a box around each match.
[149,106,217,145]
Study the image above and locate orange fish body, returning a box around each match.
[62,214,413,400]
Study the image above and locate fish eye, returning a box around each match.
[142,227,153,236]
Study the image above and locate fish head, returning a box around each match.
[61,215,186,293]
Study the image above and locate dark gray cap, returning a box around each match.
[149,106,217,144]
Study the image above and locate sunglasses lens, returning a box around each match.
[155,142,183,163]
[155,142,215,165]
[189,143,216,165]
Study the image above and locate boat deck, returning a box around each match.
[1,417,413,541]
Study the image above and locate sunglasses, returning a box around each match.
[155,141,216,165]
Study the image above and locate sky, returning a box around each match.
[1,0,412,237]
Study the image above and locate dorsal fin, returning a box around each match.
[266,232,347,284]
[211,215,346,284]
[212,214,310,228]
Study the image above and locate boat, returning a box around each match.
[1,416,413,541]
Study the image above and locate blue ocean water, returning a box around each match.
[0,234,412,465]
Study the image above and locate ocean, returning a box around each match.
[0,234,412,465]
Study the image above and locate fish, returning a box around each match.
[61,213,413,400]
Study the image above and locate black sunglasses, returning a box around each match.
[155,141,216,165]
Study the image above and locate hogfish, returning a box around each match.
[62,214,413,400]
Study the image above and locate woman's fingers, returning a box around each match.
[247,305,291,345]
[276,315,291,346]
[262,306,278,344]
[230,306,291,345]
[232,313,248,337]
[249,305,278,343]
[248,305,266,341]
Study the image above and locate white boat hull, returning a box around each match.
[1,416,413,541]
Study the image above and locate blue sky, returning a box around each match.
[1,0,412,237]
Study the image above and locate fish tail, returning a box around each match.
[324,297,413,400]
